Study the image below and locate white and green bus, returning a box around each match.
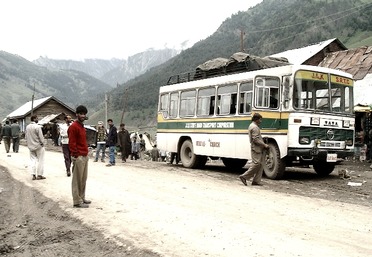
[157,64,354,179]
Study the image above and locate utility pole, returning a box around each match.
[120,88,128,124]
[105,93,108,128]
[31,83,35,116]
[240,29,245,52]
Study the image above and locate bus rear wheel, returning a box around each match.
[263,142,286,179]
[180,140,205,169]
[313,161,335,176]
[222,158,247,170]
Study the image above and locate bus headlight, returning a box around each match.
[343,120,350,128]
[311,117,320,126]
[345,139,353,146]
[299,136,310,144]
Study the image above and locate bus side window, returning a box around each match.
[169,92,179,118]
[160,94,169,118]
[239,81,253,114]
[230,93,237,114]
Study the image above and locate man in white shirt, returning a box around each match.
[25,115,46,180]
[59,115,72,177]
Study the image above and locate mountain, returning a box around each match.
[34,48,179,86]
[105,0,372,128]
[0,51,112,119]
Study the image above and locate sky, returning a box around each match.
[0,0,263,61]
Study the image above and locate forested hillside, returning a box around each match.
[100,0,371,128]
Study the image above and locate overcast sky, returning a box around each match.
[0,0,262,61]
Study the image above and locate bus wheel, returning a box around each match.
[263,142,286,179]
[313,161,335,176]
[222,158,247,170]
[180,140,198,168]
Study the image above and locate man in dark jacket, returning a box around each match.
[106,119,117,167]
[1,120,12,153]
[117,123,131,163]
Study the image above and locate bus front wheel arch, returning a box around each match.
[263,142,286,179]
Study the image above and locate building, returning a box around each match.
[4,96,75,132]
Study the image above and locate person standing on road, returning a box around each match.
[25,115,46,180]
[239,113,269,186]
[1,120,12,153]
[117,123,131,163]
[106,119,117,167]
[68,105,91,208]
[138,134,146,160]
[59,115,72,177]
[94,121,107,163]
[11,120,21,153]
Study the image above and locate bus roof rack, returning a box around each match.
[167,52,290,85]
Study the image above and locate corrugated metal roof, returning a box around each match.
[270,38,342,64]
[6,96,52,118]
[318,46,372,80]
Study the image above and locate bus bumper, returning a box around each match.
[287,148,354,159]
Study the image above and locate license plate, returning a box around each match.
[326,153,337,162]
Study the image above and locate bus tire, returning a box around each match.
[222,158,247,170]
[180,140,198,168]
[313,161,335,176]
[263,142,286,179]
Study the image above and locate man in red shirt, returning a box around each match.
[68,105,91,208]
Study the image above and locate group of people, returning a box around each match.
[93,120,147,166]
[0,119,21,154]
[3,109,267,211]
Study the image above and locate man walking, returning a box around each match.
[68,105,91,208]
[1,120,12,153]
[239,113,269,186]
[11,120,21,153]
[106,119,117,167]
[60,115,72,177]
[25,115,46,180]
[117,123,131,163]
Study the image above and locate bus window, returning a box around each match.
[255,77,280,109]
[239,81,253,114]
[197,87,216,116]
[169,92,179,118]
[159,94,169,118]
[180,90,196,117]
[217,84,237,115]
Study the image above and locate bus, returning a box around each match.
[157,63,354,179]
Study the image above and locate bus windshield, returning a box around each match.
[293,70,353,114]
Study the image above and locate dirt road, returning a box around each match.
[1,144,371,257]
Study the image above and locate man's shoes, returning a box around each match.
[73,203,89,208]
[93,160,98,162]
[106,163,112,167]
[32,175,37,180]
[239,176,247,186]
[101,159,105,162]
[67,170,71,177]
[36,175,46,180]
[83,199,92,204]
[251,182,263,186]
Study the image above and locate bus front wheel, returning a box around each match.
[180,140,198,168]
[263,142,286,179]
